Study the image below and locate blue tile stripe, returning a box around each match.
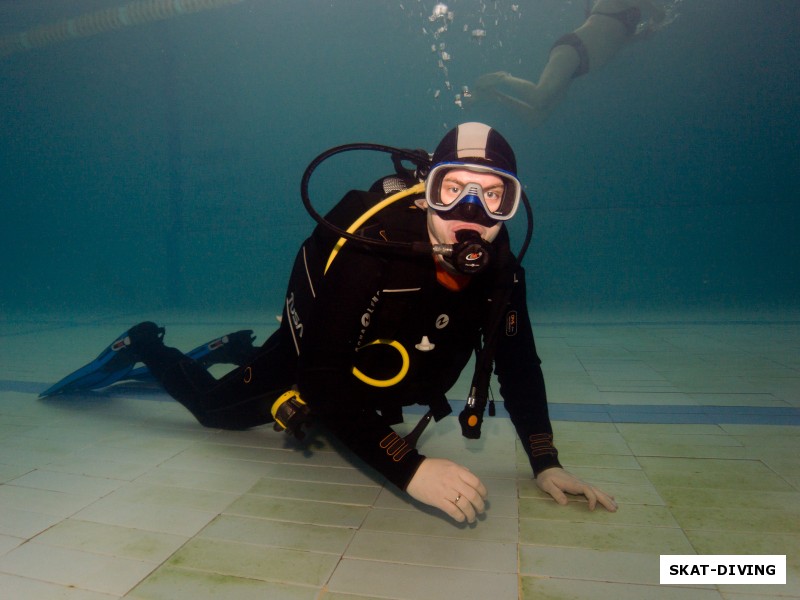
[8,379,799,427]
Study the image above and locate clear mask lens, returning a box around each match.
[425,162,521,221]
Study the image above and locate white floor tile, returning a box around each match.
[0,541,157,595]
[0,573,118,600]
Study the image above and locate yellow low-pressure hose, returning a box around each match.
[0,0,244,60]
[324,182,426,275]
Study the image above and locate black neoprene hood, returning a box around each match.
[431,122,518,176]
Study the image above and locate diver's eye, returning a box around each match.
[440,184,462,204]
[483,188,504,211]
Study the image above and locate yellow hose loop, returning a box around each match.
[351,339,410,388]
[324,182,426,275]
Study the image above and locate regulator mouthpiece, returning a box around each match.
[452,229,492,274]
[430,230,492,275]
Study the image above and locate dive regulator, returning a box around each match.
[300,143,532,275]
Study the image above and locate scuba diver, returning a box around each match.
[41,122,617,523]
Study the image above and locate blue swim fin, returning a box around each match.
[126,330,257,382]
[39,322,165,398]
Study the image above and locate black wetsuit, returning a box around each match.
[137,183,562,490]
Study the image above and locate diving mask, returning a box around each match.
[425,162,522,222]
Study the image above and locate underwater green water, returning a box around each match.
[1,0,798,316]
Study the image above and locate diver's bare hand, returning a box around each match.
[535,467,618,512]
[407,458,488,523]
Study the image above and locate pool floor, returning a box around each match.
[0,311,798,599]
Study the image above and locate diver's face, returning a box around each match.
[426,169,503,246]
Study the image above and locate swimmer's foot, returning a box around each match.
[475,71,511,89]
